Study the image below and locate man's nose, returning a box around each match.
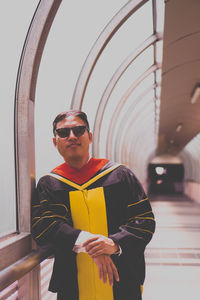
[68,129,77,139]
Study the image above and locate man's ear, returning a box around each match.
[89,132,93,144]
[53,137,57,147]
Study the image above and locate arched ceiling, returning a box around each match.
[158,0,200,155]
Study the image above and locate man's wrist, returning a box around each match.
[113,242,122,256]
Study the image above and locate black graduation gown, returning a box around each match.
[31,159,155,300]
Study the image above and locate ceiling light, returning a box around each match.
[176,123,183,132]
[191,83,200,104]
[155,167,165,175]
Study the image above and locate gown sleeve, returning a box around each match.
[109,167,155,258]
[31,176,81,252]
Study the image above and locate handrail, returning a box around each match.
[0,246,52,292]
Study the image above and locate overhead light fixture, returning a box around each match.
[176,123,183,132]
[191,83,200,104]
[155,166,165,175]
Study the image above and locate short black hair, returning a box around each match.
[53,110,90,136]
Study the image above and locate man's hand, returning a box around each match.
[82,236,119,257]
[93,255,119,286]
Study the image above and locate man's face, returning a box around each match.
[53,116,92,163]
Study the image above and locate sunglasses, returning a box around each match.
[55,125,87,138]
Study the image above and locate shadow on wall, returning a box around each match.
[148,163,184,195]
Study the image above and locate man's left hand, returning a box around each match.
[82,236,119,258]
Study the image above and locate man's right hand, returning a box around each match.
[92,255,119,286]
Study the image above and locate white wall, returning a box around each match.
[184,181,200,205]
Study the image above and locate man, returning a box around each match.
[31,110,155,300]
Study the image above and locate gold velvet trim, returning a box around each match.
[127,198,148,207]
[69,187,114,300]
[35,221,56,239]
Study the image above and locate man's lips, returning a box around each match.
[67,143,80,148]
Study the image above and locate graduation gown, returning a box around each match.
[31,158,155,300]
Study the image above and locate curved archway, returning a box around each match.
[114,83,159,161]
[92,33,162,156]
[106,63,160,158]
[71,0,148,109]
[15,0,62,232]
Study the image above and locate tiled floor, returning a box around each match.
[143,194,200,300]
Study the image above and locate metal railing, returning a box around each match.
[0,246,52,292]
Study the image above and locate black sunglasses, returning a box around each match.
[55,125,88,138]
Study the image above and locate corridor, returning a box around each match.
[2,1,200,299]
[143,194,200,300]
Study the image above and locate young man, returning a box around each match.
[31,110,155,300]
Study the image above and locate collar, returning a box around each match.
[52,157,109,185]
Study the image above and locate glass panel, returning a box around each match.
[117,90,155,162]
[99,48,154,157]
[114,73,155,130]
[82,1,153,130]
[125,103,155,180]
[156,86,161,98]
[102,45,154,126]
[155,0,165,32]
[156,40,163,63]
[0,1,38,237]
[155,69,162,83]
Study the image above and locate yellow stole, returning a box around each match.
[49,164,120,300]
[70,187,113,300]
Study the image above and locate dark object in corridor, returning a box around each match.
[148,163,184,194]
